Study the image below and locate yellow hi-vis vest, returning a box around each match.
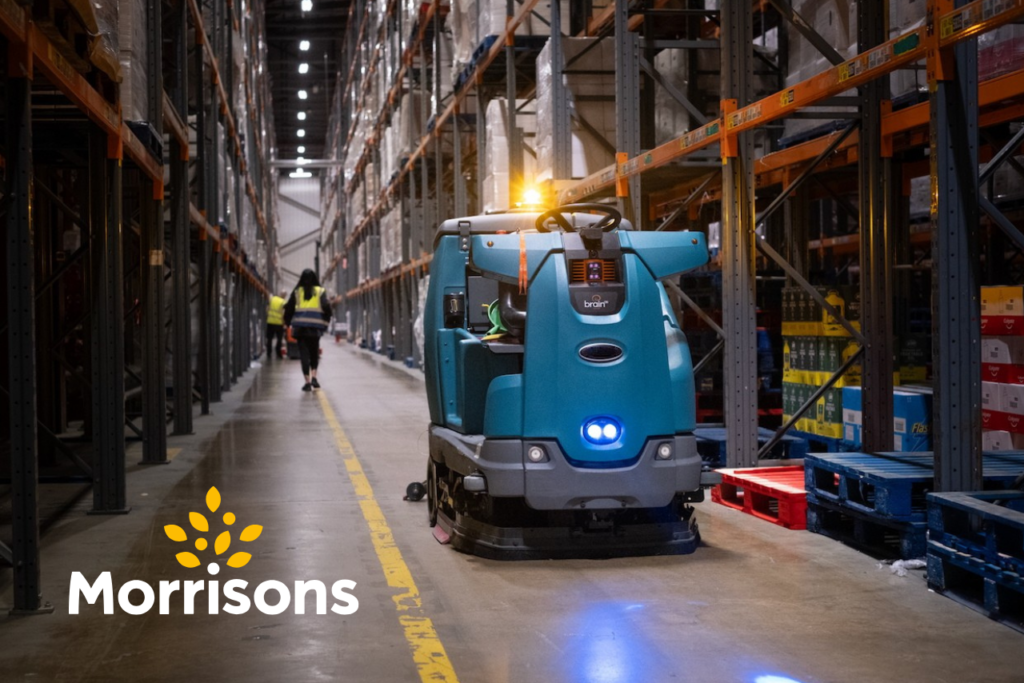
[266,296,286,326]
[292,286,328,330]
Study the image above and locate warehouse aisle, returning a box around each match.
[1,346,1021,682]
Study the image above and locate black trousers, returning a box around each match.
[266,324,284,358]
[298,335,320,375]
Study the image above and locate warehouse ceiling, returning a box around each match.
[264,0,350,169]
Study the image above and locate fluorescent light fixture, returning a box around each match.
[289,169,312,178]
[297,112,306,121]
[296,129,305,138]
[297,157,308,165]
[298,89,308,100]
[297,145,305,153]
[298,63,309,74]
[299,40,310,51]
[300,0,312,11]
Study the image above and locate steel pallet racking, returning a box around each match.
[321,0,1024,496]
[1,0,278,612]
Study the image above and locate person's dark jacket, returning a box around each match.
[283,287,332,336]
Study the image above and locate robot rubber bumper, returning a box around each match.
[422,204,709,559]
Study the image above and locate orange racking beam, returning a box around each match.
[647,65,1024,213]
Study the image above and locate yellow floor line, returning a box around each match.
[316,391,460,683]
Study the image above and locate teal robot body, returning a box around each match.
[423,206,709,556]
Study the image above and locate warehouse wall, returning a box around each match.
[276,176,323,294]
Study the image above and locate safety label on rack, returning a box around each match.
[682,121,720,149]
[726,104,762,130]
[779,89,795,107]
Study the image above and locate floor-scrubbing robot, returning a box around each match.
[422,204,709,558]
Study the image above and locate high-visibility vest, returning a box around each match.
[266,296,286,326]
[291,286,328,330]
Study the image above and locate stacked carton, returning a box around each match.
[981,286,1024,449]
[781,285,861,440]
[535,37,617,181]
[841,387,932,451]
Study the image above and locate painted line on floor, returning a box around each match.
[316,390,460,683]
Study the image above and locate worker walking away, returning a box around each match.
[284,269,332,391]
[266,290,288,360]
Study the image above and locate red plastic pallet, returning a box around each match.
[712,466,808,530]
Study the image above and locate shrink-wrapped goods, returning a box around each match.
[535,37,617,181]
[119,0,150,122]
[653,48,690,146]
[90,0,121,81]
[481,98,537,212]
[450,0,571,82]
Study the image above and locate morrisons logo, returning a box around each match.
[69,487,359,616]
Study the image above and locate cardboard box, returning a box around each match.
[982,430,1014,451]
[983,381,1001,410]
[981,286,1024,335]
[1001,382,1024,415]
[842,386,862,446]
[893,389,931,452]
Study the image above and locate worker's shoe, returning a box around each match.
[302,383,312,392]
[311,378,320,389]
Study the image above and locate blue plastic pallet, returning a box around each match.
[791,429,859,453]
[927,490,1024,576]
[804,452,1024,523]
[927,540,1024,634]
[806,491,928,559]
[694,426,809,467]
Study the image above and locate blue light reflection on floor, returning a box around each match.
[754,675,807,683]
[562,601,658,683]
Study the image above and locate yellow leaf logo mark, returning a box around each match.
[162,487,261,573]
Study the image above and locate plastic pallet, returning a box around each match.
[927,541,1024,634]
[712,466,807,530]
[927,490,1024,576]
[791,429,858,453]
[694,426,809,467]
[804,451,1024,523]
[806,492,928,559]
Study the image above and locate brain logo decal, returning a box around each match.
[163,487,262,574]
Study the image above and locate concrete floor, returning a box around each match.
[0,344,1021,683]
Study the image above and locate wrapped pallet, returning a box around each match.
[90,0,121,82]
[396,90,426,156]
[119,0,150,122]
[482,98,537,212]
[535,37,617,181]
[379,206,403,273]
[450,0,571,82]
[653,48,690,146]
[979,24,1024,81]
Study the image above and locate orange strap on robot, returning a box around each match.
[518,230,527,294]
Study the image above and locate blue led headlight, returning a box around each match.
[582,417,623,445]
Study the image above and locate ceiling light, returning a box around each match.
[289,169,312,178]
[298,63,309,74]
[297,157,308,165]
[297,112,306,121]
[299,40,310,51]
[300,0,312,11]
[297,145,305,153]
[298,89,308,100]
[297,129,305,138]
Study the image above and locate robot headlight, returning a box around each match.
[582,417,622,445]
